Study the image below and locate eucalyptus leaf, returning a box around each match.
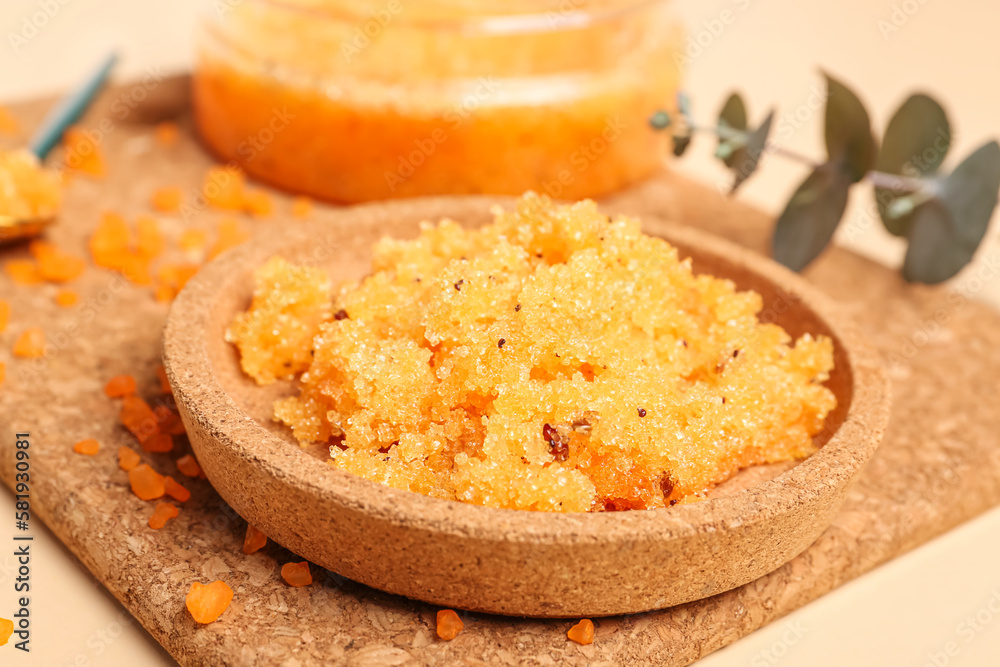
[728,111,774,193]
[677,91,693,121]
[903,141,1000,283]
[902,200,975,283]
[716,93,749,167]
[772,163,852,271]
[673,132,693,157]
[937,140,1000,244]
[718,93,748,132]
[823,72,878,182]
[875,93,951,236]
[649,110,671,130]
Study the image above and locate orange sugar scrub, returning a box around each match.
[229,194,837,512]
[0,150,61,236]
[193,0,681,203]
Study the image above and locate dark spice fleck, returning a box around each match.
[514,304,521,312]
[498,338,506,349]
[637,408,647,418]
[543,423,569,461]
[604,498,632,512]
[454,279,464,291]
[669,499,679,507]
[660,474,674,498]
[681,339,688,348]
[334,309,349,320]
[733,349,740,358]
[722,396,727,404]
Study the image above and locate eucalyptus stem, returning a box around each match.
[690,122,928,194]
[865,170,927,193]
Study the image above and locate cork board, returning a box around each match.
[2,78,1000,667]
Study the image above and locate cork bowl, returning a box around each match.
[163,196,889,618]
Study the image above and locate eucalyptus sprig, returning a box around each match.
[650,72,1000,284]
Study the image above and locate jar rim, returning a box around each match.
[242,0,671,35]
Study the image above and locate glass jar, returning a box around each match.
[193,0,682,203]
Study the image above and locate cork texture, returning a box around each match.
[2,79,1000,666]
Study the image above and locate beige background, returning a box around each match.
[2,0,1000,665]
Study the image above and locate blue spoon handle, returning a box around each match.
[28,52,117,160]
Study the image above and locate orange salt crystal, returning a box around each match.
[5,259,42,285]
[148,501,179,529]
[242,524,267,555]
[165,414,185,435]
[154,121,179,147]
[436,610,464,641]
[207,217,249,260]
[118,446,141,471]
[153,262,200,302]
[164,476,191,502]
[280,561,312,587]
[29,240,85,283]
[119,252,153,286]
[73,438,100,456]
[179,229,207,253]
[13,328,44,358]
[136,216,165,258]
[151,186,183,213]
[291,196,311,219]
[0,106,18,134]
[129,463,166,500]
[203,166,246,211]
[567,619,595,645]
[156,364,172,394]
[0,300,9,332]
[143,432,174,454]
[154,405,185,435]
[55,290,78,307]
[104,374,137,398]
[154,284,175,303]
[0,616,12,646]
[175,454,202,478]
[185,581,233,624]
[243,189,273,218]
[63,126,105,177]
[37,252,85,283]
[120,395,158,442]
[161,263,200,289]
[90,212,130,269]
[27,239,53,258]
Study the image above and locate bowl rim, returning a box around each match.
[163,195,889,547]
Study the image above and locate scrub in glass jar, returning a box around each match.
[193,0,682,203]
